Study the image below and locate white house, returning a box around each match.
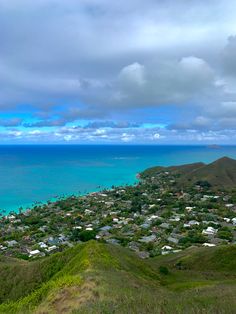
[202,226,217,235]
[189,220,200,226]
[202,243,216,247]
[38,242,47,249]
[85,227,93,231]
[46,245,57,252]
[29,249,41,257]
[161,245,173,250]
[225,204,234,208]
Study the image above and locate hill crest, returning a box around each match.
[141,156,236,189]
[0,241,235,313]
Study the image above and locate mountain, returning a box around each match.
[0,241,236,313]
[140,161,205,178]
[141,156,236,189]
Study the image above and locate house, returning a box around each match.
[149,215,160,220]
[185,206,194,211]
[167,236,179,244]
[162,245,173,250]
[202,227,217,235]
[128,241,139,252]
[202,243,216,247]
[38,242,47,249]
[225,204,234,208]
[139,235,156,243]
[29,249,41,257]
[7,215,16,220]
[46,245,57,252]
[58,234,67,242]
[189,220,200,226]
[159,223,170,229]
[47,237,58,245]
[100,225,112,232]
[140,223,150,229]
[85,227,93,231]
[6,240,18,247]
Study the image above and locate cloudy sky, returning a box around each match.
[1,0,236,144]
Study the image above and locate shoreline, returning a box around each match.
[2,177,139,217]
[1,156,236,263]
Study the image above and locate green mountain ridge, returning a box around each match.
[0,241,236,313]
[141,156,236,189]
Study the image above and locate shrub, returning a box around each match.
[159,265,169,275]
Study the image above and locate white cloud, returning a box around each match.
[121,133,135,142]
[153,133,161,139]
[0,1,236,143]
[119,63,146,87]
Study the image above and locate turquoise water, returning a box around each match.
[1,145,236,214]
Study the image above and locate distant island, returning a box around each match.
[0,156,236,313]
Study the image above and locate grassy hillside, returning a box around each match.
[0,241,236,313]
[150,245,236,272]
[140,161,205,179]
[182,157,236,188]
[141,156,236,189]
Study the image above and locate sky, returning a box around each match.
[1,0,236,144]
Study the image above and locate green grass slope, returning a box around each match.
[182,157,236,188]
[151,245,236,272]
[0,242,236,314]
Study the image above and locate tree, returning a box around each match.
[71,229,96,242]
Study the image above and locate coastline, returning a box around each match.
[1,144,236,214]
[1,156,236,263]
[2,177,138,216]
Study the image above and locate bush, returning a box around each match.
[159,265,169,275]
[217,230,233,241]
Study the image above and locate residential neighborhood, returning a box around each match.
[0,169,236,260]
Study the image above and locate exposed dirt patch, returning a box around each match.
[35,279,98,314]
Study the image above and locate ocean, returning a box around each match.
[1,145,236,214]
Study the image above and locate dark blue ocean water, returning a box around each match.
[1,145,236,214]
